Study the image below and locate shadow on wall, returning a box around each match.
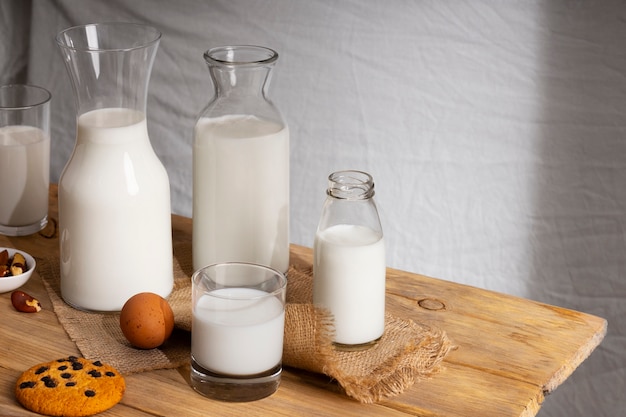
[530,3,626,416]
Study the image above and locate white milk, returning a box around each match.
[192,115,289,273]
[313,224,386,345]
[192,288,285,375]
[59,108,173,311]
[0,126,50,226]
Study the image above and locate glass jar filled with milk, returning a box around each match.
[313,170,386,349]
[55,23,173,311]
[193,46,289,274]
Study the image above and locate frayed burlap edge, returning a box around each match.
[283,304,453,404]
[283,265,453,404]
[330,317,452,404]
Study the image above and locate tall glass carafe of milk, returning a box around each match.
[56,23,173,311]
[313,170,386,349]
[193,46,289,273]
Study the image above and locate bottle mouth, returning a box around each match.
[204,45,278,67]
[56,22,162,52]
[327,170,375,200]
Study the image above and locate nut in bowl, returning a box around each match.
[0,247,36,293]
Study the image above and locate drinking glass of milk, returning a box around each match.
[313,170,386,350]
[190,262,287,402]
[0,84,51,236]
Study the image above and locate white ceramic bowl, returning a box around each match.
[0,247,36,293]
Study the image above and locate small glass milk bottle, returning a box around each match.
[313,170,386,349]
[193,45,289,274]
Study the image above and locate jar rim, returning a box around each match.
[327,170,375,200]
[204,45,278,67]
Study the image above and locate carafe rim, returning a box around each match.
[204,45,278,67]
[55,22,162,53]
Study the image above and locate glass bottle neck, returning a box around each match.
[204,45,278,101]
[209,65,272,99]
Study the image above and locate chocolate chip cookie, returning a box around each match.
[15,356,125,416]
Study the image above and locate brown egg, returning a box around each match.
[120,292,175,349]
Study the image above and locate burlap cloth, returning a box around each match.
[38,243,452,404]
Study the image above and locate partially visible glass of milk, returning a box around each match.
[0,84,51,236]
[313,170,386,350]
[190,262,287,402]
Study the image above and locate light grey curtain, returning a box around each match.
[0,0,32,85]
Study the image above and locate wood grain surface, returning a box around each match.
[0,185,606,417]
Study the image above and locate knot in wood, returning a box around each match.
[418,298,446,311]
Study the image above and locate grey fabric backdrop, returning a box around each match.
[2,1,624,415]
